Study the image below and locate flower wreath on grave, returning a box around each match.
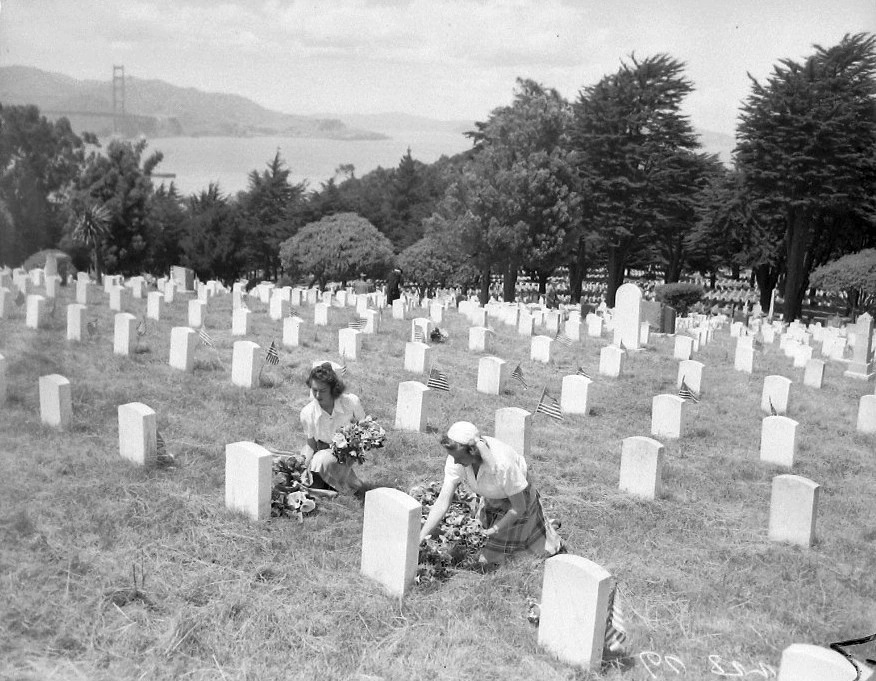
[271,454,317,522]
[330,416,386,465]
[409,481,486,585]
[429,327,449,343]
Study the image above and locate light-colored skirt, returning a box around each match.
[309,448,362,495]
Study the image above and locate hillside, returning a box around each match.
[0,65,387,140]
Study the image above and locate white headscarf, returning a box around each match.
[446,421,480,447]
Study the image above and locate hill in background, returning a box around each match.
[0,65,387,140]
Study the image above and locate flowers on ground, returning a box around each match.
[271,454,317,522]
[409,481,485,585]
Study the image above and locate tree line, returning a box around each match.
[1,33,873,320]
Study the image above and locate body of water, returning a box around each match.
[147,129,474,197]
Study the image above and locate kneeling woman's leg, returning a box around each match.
[479,486,563,565]
[309,449,363,495]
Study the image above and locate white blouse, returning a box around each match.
[443,435,529,499]
[299,393,364,448]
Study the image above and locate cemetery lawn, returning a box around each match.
[1,289,875,681]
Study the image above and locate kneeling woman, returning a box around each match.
[299,363,366,495]
[418,421,563,565]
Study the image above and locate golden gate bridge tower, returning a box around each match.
[112,65,126,135]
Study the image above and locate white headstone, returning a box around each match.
[44,275,58,299]
[39,374,72,428]
[471,307,488,327]
[844,312,874,380]
[538,555,613,671]
[108,286,123,311]
[0,354,6,405]
[586,314,603,338]
[530,335,553,364]
[760,415,799,467]
[169,327,197,372]
[188,300,206,328]
[232,308,250,336]
[762,375,792,415]
[411,317,433,342]
[857,394,876,434]
[283,316,303,347]
[619,436,664,500]
[394,381,431,432]
[673,335,693,361]
[544,310,562,335]
[392,299,406,320]
[25,295,46,329]
[66,304,85,341]
[360,488,421,598]
[224,441,273,521]
[429,302,444,324]
[494,407,531,458]
[118,402,157,466]
[131,277,144,299]
[676,360,704,395]
[793,344,814,368]
[560,375,591,415]
[0,288,11,319]
[477,356,508,395]
[517,311,534,337]
[362,309,380,334]
[598,345,624,378]
[803,359,825,389]
[164,280,176,304]
[468,326,491,352]
[638,320,649,345]
[769,474,819,547]
[269,294,288,321]
[113,312,137,355]
[615,283,643,351]
[734,344,754,374]
[404,342,431,374]
[651,394,686,439]
[144,291,162,321]
[314,302,329,326]
[338,328,362,360]
[777,643,863,681]
[231,340,261,389]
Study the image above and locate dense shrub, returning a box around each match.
[809,249,876,315]
[654,282,705,315]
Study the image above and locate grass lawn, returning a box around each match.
[1,284,874,680]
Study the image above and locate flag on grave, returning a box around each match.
[576,366,591,379]
[677,377,699,403]
[604,587,628,654]
[156,431,166,456]
[137,318,147,336]
[348,317,367,330]
[199,328,214,347]
[412,326,426,344]
[427,366,450,392]
[14,290,25,306]
[554,328,573,347]
[265,341,280,365]
[535,387,563,421]
[511,363,529,389]
[769,397,778,416]
[86,319,98,337]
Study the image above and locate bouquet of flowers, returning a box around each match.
[430,327,449,343]
[409,481,486,585]
[330,415,386,465]
[271,454,318,521]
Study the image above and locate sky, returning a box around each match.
[0,0,873,135]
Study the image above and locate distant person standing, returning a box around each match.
[386,267,403,304]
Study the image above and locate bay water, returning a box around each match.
[148,129,473,197]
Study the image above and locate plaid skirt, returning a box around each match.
[479,485,563,564]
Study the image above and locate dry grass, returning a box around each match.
[1,285,875,680]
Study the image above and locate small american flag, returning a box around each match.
[337,361,347,376]
[576,366,591,379]
[265,341,280,365]
[511,363,529,389]
[412,326,426,344]
[199,328,214,347]
[427,366,450,392]
[137,318,147,336]
[678,377,699,403]
[769,397,778,416]
[156,431,166,456]
[535,387,563,421]
[604,586,628,654]
[86,319,98,337]
[14,290,25,306]
[555,328,573,347]
[348,317,367,330]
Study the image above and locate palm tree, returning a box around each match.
[73,202,111,281]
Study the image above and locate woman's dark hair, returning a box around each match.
[306,363,346,398]
[439,434,473,454]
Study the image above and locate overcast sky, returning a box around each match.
[1,0,873,135]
